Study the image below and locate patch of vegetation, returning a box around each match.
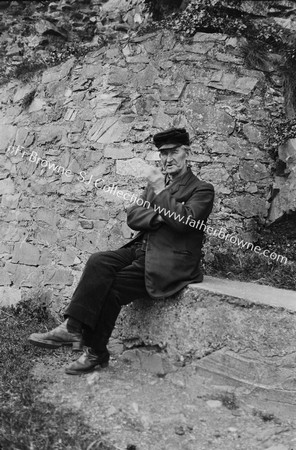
[253,409,280,423]
[263,117,296,159]
[0,299,114,450]
[204,213,296,291]
[282,55,296,118]
[21,89,36,110]
[240,38,272,72]
[218,392,239,410]
[14,59,47,82]
[144,0,183,20]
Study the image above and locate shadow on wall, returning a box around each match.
[144,0,184,19]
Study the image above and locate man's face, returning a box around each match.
[160,146,188,177]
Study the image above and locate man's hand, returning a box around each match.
[155,214,165,223]
[146,167,165,195]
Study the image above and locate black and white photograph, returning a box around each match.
[0,0,296,449]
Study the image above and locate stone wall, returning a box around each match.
[0,20,284,308]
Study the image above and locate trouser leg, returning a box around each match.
[64,247,136,329]
[85,247,150,354]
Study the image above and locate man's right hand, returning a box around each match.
[145,167,165,195]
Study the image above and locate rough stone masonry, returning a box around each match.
[0,9,288,308]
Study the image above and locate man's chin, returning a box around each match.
[166,167,180,176]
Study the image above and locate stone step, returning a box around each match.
[116,276,296,421]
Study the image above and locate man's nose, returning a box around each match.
[167,154,174,161]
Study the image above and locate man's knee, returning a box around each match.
[86,251,110,267]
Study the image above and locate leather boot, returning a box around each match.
[28,320,83,350]
[65,347,109,375]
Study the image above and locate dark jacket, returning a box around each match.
[124,167,214,298]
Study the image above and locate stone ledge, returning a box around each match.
[116,276,296,420]
[117,276,296,359]
[190,275,296,312]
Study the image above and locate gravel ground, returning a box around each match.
[32,348,296,450]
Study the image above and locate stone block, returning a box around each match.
[0,286,21,307]
[28,98,46,113]
[44,268,74,286]
[59,58,76,79]
[35,227,58,245]
[186,83,216,102]
[38,126,62,144]
[138,350,165,375]
[83,63,104,79]
[88,117,133,144]
[15,128,30,146]
[116,158,151,177]
[93,95,122,119]
[39,250,52,266]
[126,55,150,64]
[0,178,15,195]
[135,64,158,88]
[224,195,268,218]
[121,349,141,366]
[60,248,80,267]
[83,207,109,221]
[108,68,128,85]
[13,85,34,103]
[239,161,269,182]
[12,242,40,266]
[96,230,110,251]
[0,125,17,151]
[6,262,41,287]
[278,138,296,166]
[152,109,172,129]
[104,145,133,159]
[185,42,215,54]
[42,58,75,84]
[206,138,238,155]
[200,166,229,183]
[188,153,212,163]
[80,219,94,229]
[160,83,186,101]
[0,224,26,242]
[187,104,235,136]
[243,124,264,143]
[36,208,59,227]
[193,32,228,42]
[0,268,11,286]
[208,74,258,95]
[145,151,160,161]
[75,231,99,253]
[42,69,62,84]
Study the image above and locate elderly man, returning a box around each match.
[29,128,215,375]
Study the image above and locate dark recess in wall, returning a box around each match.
[145,0,184,20]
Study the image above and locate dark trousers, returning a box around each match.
[64,243,150,354]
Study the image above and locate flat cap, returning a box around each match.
[153,128,190,150]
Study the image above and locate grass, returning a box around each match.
[205,213,296,291]
[218,392,239,410]
[13,60,47,83]
[240,38,271,72]
[0,300,114,450]
[252,409,280,424]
